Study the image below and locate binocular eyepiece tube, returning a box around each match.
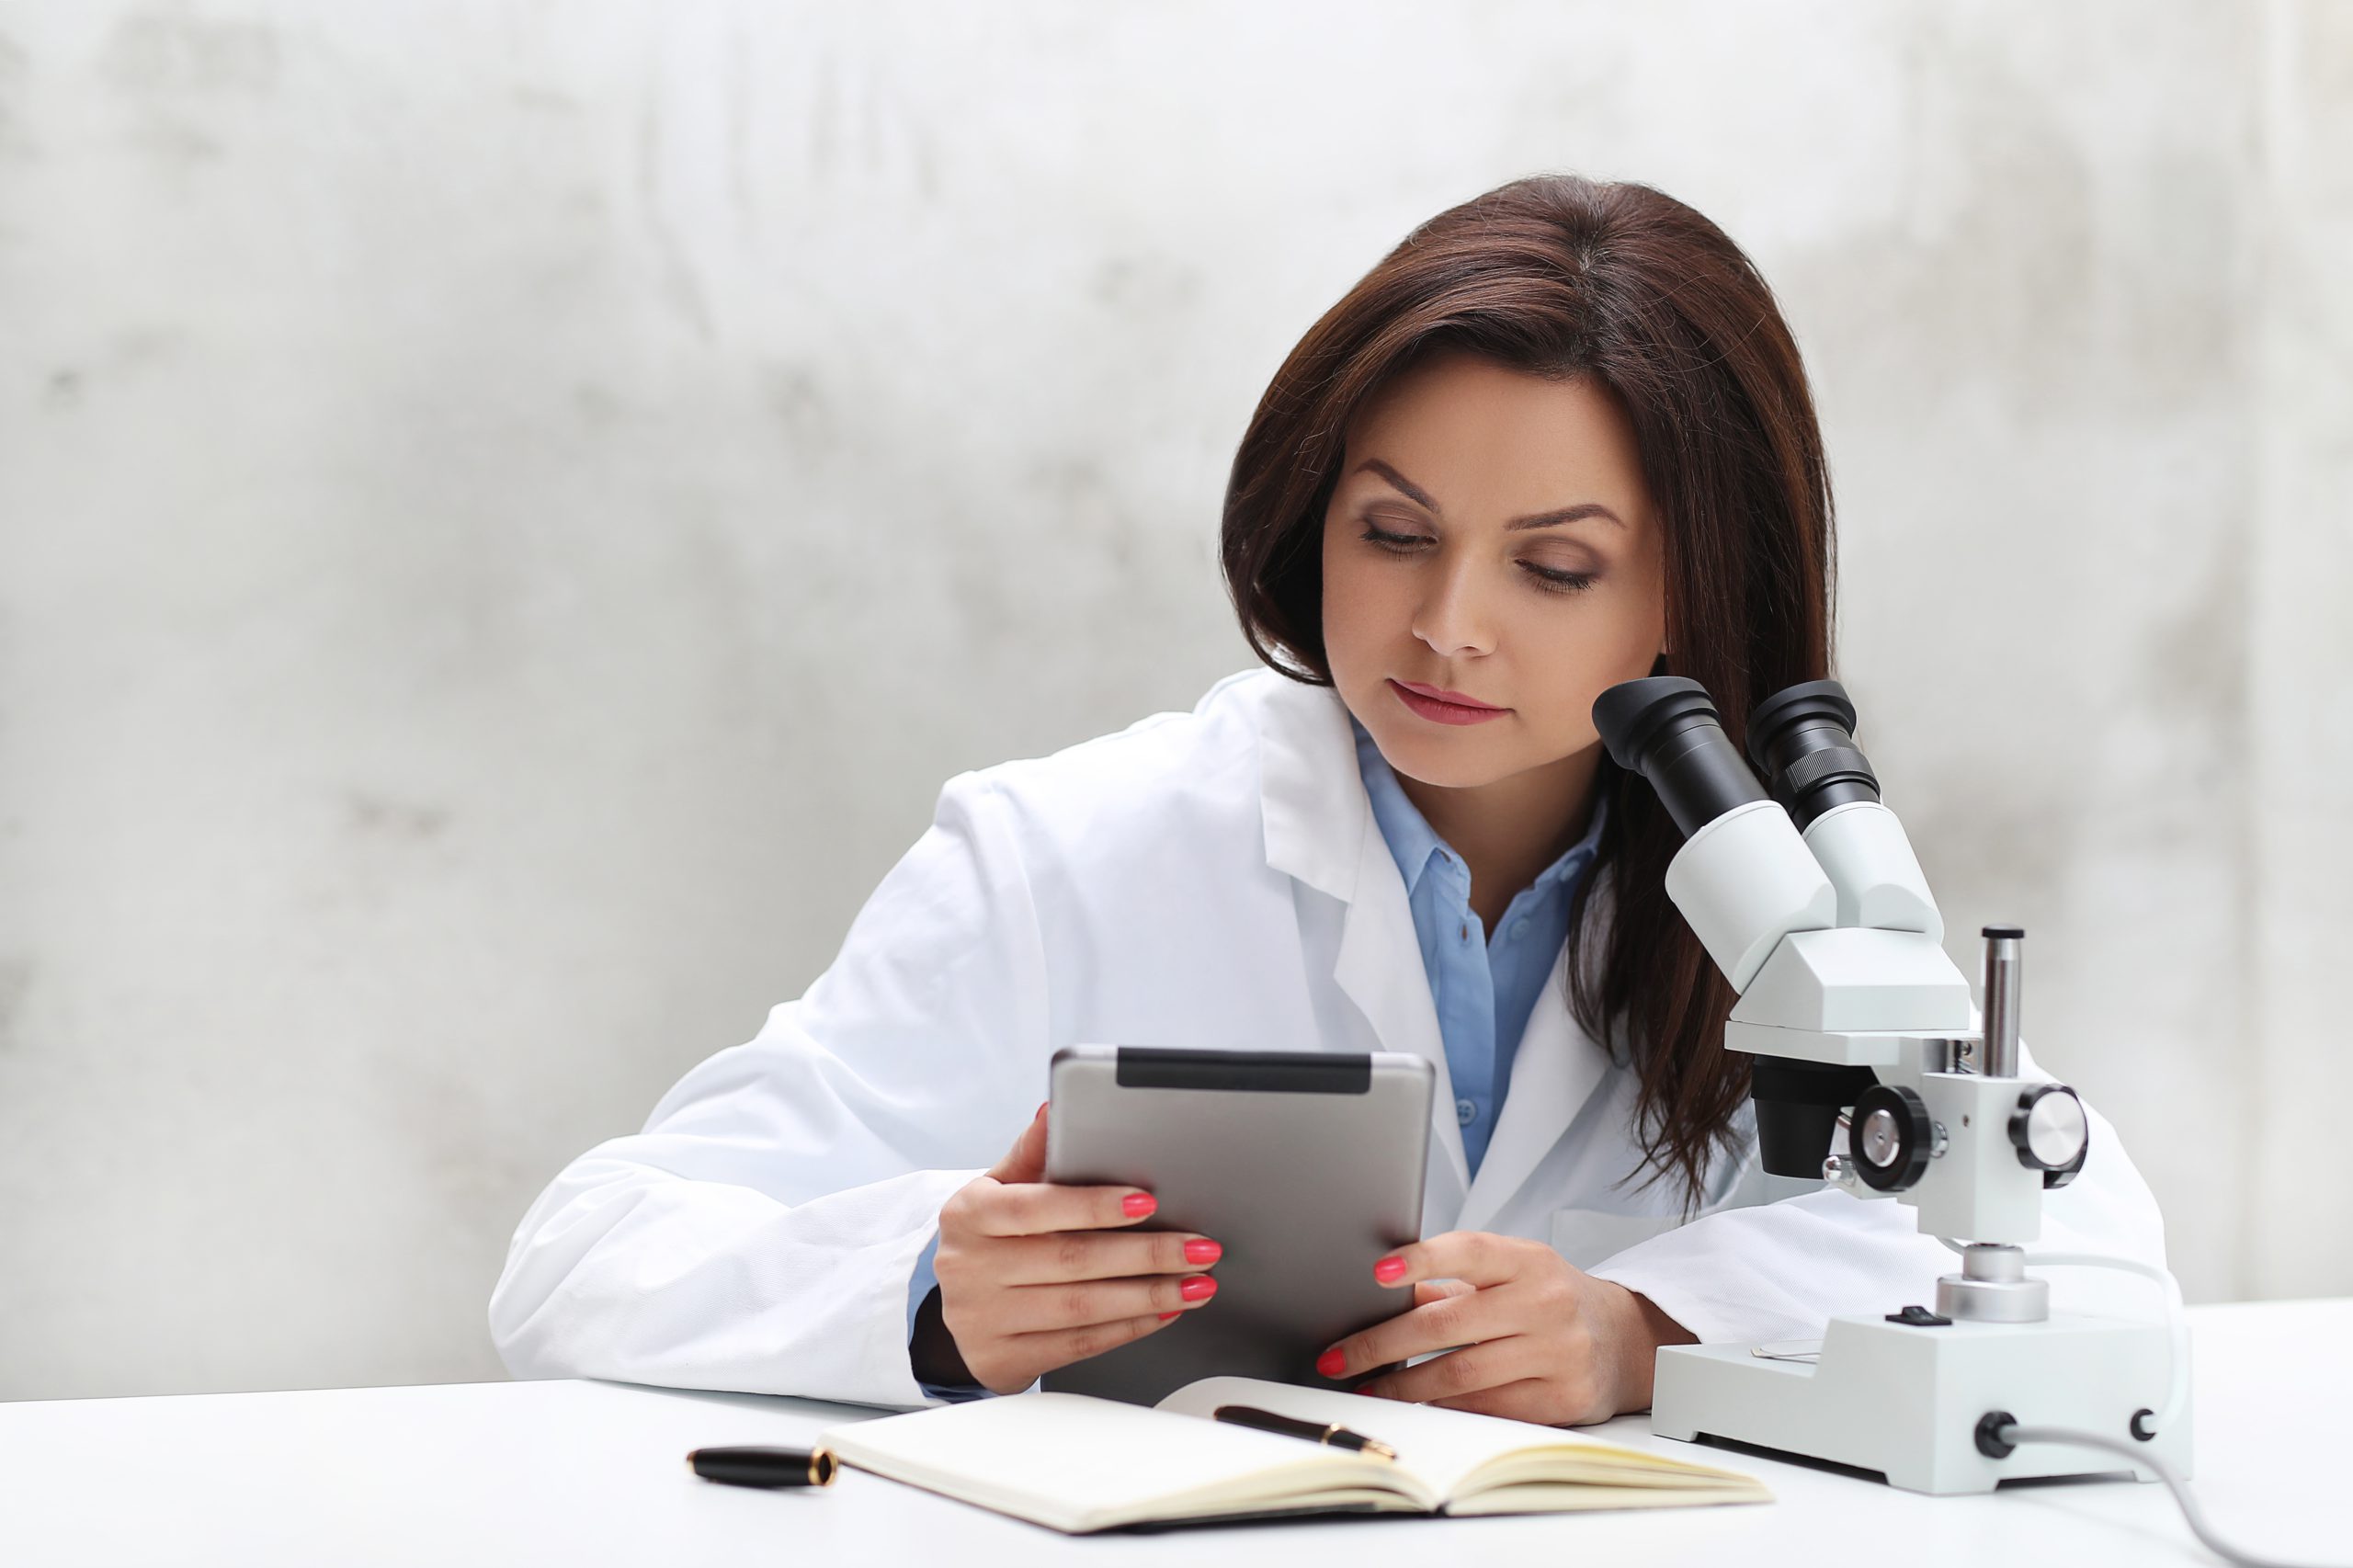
[1592,677,1836,994]
[1749,678,1939,940]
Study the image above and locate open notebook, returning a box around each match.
[818,1374,1770,1533]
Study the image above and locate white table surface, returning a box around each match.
[3,1300,2345,1568]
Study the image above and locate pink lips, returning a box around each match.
[1389,678,1510,726]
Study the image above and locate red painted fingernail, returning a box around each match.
[1373,1256,1407,1283]
[1159,1311,1180,1321]
[1122,1192,1156,1218]
[1180,1275,1218,1301]
[1183,1238,1222,1265]
[1316,1347,1347,1378]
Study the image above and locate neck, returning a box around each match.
[1394,744,1605,929]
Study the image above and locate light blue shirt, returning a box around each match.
[905,715,1607,1394]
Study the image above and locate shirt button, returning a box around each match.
[1511,919,1529,940]
[1456,1096,1477,1125]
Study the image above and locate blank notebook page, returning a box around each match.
[824,1392,1398,1529]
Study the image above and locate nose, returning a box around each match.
[1410,551,1496,659]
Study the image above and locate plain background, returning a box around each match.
[2,1,2347,1401]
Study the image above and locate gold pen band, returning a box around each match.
[1323,1421,1396,1460]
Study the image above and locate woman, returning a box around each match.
[489,175,2165,1423]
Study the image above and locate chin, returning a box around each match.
[1363,718,1518,790]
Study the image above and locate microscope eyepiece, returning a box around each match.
[1591,677,1768,839]
[1742,678,1882,829]
[1745,678,1881,830]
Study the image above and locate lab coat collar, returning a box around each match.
[1255,672,1363,904]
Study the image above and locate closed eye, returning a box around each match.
[1523,563,1597,594]
[1358,525,1597,595]
[1359,524,1429,551]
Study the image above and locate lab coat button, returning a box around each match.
[1456,1097,1477,1125]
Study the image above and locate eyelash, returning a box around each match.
[1357,525,1597,595]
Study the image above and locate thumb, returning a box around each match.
[985,1100,1051,1185]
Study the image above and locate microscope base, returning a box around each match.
[1650,1311,2188,1494]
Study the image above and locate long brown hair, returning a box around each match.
[1221,174,1834,1210]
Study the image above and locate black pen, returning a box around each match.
[1212,1403,1397,1460]
[687,1445,839,1488]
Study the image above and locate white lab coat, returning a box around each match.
[489,668,2168,1409]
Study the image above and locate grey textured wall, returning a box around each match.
[1,2,2345,1401]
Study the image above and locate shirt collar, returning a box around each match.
[1350,716,1609,901]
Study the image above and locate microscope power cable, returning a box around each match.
[1942,1243,2343,1568]
[1990,1424,2337,1568]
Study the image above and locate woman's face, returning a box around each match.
[1320,350,1668,791]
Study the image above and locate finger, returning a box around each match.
[1005,1310,1176,1375]
[1354,1341,1528,1406]
[972,1178,1158,1238]
[1412,1278,1476,1309]
[1367,1232,1524,1293]
[995,1230,1222,1285]
[1316,1284,1513,1381]
[1000,1271,1218,1334]
[984,1102,1051,1184]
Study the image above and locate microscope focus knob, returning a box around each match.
[2009,1084,2089,1187]
[1847,1084,1935,1192]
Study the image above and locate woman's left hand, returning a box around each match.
[1313,1230,1697,1426]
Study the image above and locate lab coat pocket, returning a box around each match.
[1547,1207,1684,1272]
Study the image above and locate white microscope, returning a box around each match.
[1591,676,2187,1496]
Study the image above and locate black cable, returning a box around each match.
[2000,1423,2344,1568]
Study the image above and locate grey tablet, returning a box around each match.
[1040,1045,1433,1406]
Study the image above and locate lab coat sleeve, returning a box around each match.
[1586,1040,2170,1346]
[487,771,1052,1409]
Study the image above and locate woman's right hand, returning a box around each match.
[929,1102,1222,1394]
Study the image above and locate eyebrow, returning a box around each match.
[1355,458,1626,531]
